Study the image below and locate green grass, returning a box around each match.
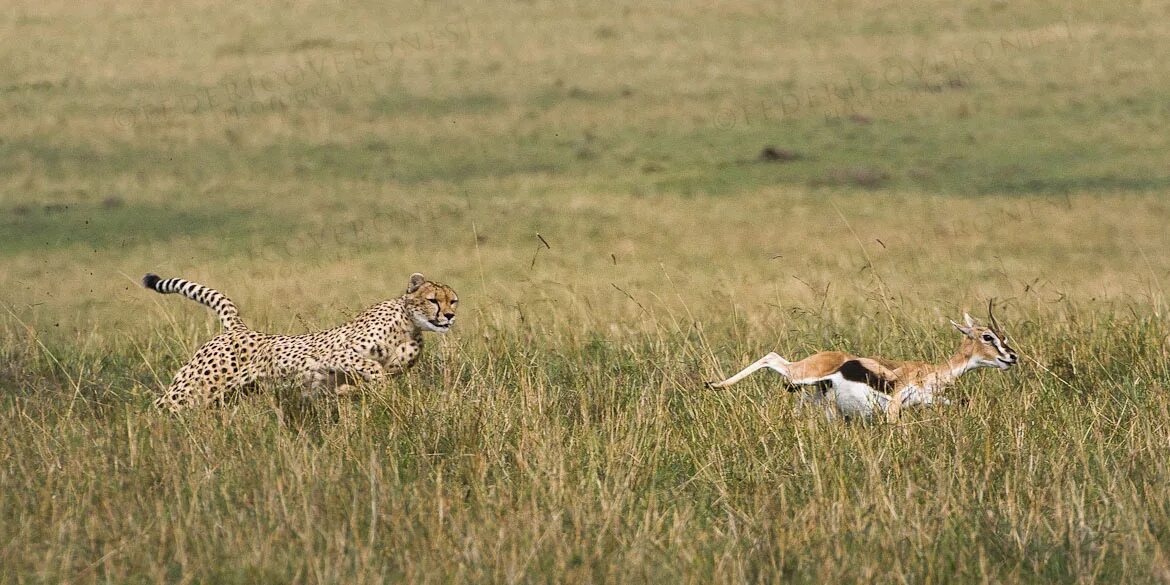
[3,0,1170,582]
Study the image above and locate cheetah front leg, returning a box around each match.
[310,355,388,399]
[335,341,417,394]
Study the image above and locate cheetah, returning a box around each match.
[143,272,458,412]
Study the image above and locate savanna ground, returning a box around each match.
[3,0,1170,582]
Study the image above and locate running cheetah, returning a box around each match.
[143,272,458,412]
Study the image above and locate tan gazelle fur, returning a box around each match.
[708,303,1019,421]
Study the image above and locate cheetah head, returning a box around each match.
[404,272,458,333]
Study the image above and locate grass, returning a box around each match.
[3,0,1170,582]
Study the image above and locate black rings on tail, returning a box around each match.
[142,273,245,331]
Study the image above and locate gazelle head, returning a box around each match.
[951,301,1018,370]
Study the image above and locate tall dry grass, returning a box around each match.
[5,190,1170,583]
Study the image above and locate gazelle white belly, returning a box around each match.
[827,375,890,419]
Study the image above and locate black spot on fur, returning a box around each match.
[838,360,894,394]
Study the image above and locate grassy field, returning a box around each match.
[4,0,1170,582]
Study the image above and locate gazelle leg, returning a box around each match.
[883,387,953,420]
[794,383,832,417]
[906,387,927,409]
[884,388,910,422]
[708,352,790,388]
[912,389,952,407]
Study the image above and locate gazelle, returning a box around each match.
[707,304,1018,421]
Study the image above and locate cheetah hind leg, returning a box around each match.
[274,376,341,431]
[155,376,227,413]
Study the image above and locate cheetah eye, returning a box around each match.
[428,298,440,306]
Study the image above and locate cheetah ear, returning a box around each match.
[406,273,426,294]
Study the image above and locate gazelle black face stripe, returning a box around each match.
[990,332,1016,361]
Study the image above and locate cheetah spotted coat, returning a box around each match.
[144,272,458,412]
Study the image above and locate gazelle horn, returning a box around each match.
[987,298,1002,333]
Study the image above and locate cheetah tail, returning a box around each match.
[142,273,246,331]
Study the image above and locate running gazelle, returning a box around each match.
[707,303,1019,420]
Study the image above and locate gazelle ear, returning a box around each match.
[951,319,974,337]
[963,312,977,327]
[406,273,426,294]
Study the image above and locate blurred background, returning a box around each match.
[4,0,1168,335]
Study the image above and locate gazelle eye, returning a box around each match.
[981,334,994,342]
